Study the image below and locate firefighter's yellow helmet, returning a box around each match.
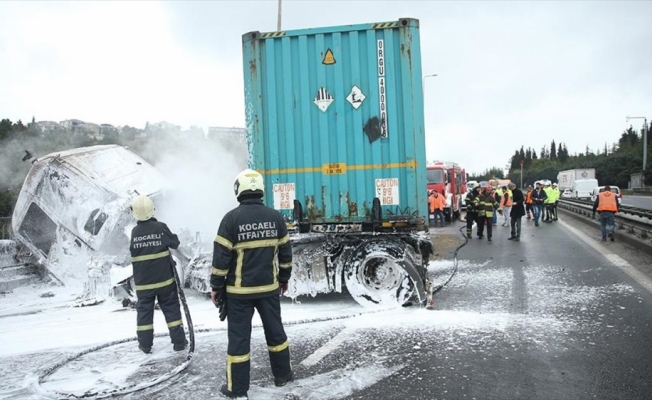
[234,169,265,199]
[131,194,155,221]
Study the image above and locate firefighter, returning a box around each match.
[475,185,503,242]
[525,186,534,220]
[129,194,187,354]
[465,182,481,239]
[592,185,619,241]
[211,169,293,399]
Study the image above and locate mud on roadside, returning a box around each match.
[430,233,465,260]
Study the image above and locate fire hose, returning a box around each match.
[426,225,468,308]
[33,262,196,399]
[32,229,468,398]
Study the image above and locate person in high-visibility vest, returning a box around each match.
[592,185,620,241]
[500,185,512,227]
[542,182,554,223]
[129,195,188,354]
[474,185,503,242]
[429,190,446,228]
[525,186,534,220]
[551,183,561,221]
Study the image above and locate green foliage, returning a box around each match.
[469,167,505,182]
[507,124,650,189]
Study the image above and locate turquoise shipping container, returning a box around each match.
[242,18,426,226]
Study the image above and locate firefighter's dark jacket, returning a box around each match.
[211,198,292,299]
[130,218,180,296]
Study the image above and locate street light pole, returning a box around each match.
[627,116,648,171]
[422,74,438,103]
[277,0,282,31]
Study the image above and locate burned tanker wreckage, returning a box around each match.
[10,145,208,306]
[12,145,434,308]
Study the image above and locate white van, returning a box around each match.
[572,179,599,199]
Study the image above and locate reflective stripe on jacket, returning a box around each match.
[596,192,618,212]
[211,198,293,299]
[475,193,502,218]
[130,218,180,296]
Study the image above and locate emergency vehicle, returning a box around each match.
[426,161,467,221]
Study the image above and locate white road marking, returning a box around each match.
[300,328,350,368]
[559,219,652,295]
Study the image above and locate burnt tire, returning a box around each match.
[343,240,426,308]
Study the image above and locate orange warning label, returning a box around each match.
[322,48,336,65]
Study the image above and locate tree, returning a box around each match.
[550,140,557,160]
[558,142,563,162]
[0,119,12,141]
[540,145,546,159]
[469,167,505,182]
[14,120,26,132]
[559,143,569,163]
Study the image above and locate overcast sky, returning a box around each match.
[1,1,651,174]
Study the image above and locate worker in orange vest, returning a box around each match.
[525,186,533,220]
[428,190,446,228]
[500,185,512,227]
[592,185,619,242]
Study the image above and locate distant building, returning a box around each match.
[37,121,60,133]
[100,124,119,136]
[146,121,181,133]
[60,119,86,132]
[208,127,246,142]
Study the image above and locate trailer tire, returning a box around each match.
[343,240,426,308]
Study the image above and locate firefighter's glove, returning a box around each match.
[280,282,289,296]
[211,287,227,321]
[219,297,227,322]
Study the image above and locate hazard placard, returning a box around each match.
[375,178,399,206]
[314,87,334,112]
[322,48,336,65]
[273,183,295,210]
[346,85,366,109]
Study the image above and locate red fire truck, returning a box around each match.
[426,161,467,221]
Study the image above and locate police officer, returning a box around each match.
[211,169,293,399]
[129,194,187,354]
[465,182,481,239]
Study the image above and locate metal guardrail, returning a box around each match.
[0,217,12,240]
[558,199,652,239]
[559,198,652,219]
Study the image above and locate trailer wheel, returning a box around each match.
[343,241,426,308]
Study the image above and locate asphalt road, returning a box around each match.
[146,218,652,399]
[5,216,652,400]
[621,195,652,210]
